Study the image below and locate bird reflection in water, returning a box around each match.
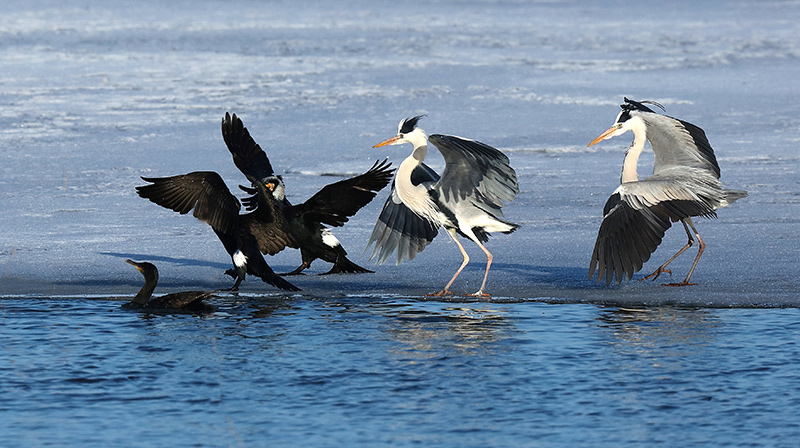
[595,307,718,368]
[382,304,512,358]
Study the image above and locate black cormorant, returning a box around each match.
[124,259,216,311]
[135,171,301,292]
[221,112,394,275]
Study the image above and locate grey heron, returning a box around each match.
[587,98,747,286]
[136,172,301,292]
[221,112,395,275]
[124,259,216,311]
[368,115,520,297]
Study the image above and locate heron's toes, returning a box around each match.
[641,267,672,282]
[465,290,491,299]
[425,290,454,298]
[662,281,696,287]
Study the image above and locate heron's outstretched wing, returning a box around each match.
[589,176,718,285]
[589,192,672,286]
[639,112,721,178]
[221,112,275,183]
[293,159,395,227]
[367,164,440,265]
[136,172,240,234]
[428,134,519,212]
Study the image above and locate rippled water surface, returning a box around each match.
[2,0,800,445]
[2,296,799,447]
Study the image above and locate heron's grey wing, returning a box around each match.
[589,176,719,285]
[221,112,275,182]
[589,191,673,286]
[136,172,241,234]
[640,112,721,178]
[367,165,440,265]
[621,169,720,218]
[428,134,519,210]
[293,159,395,227]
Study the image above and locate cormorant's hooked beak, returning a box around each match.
[587,124,623,147]
[125,259,143,272]
[265,182,276,191]
[373,135,401,148]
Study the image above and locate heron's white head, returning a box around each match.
[264,175,286,201]
[373,115,428,149]
[587,98,664,147]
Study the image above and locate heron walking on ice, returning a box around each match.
[368,115,520,297]
[587,98,747,286]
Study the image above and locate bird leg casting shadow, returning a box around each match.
[663,218,705,287]
[426,229,468,298]
[640,218,703,286]
[465,239,493,299]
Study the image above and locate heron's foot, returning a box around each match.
[224,286,240,292]
[662,281,697,287]
[425,289,454,298]
[464,290,491,299]
[640,267,672,282]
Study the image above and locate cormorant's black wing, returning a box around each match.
[136,172,240,234]
[367,163,440,265]
[239,182,300,255]
[148,291,216,311]
[293,159,395,227]
[221,112,275,183]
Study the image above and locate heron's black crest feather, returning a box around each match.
[399,115,426,134]
[622,97,666,113]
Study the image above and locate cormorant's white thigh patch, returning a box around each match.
[321,229,341,248]
[233,250,248,268]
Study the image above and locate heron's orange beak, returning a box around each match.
[587,124,622,147]
[373,135,401,148]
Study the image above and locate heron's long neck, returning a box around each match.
[397,143,440,224]
[621,125,646,183]
[134,274,157,304]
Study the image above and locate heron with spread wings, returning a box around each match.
[368,115,519,298]
[587,98,747,286]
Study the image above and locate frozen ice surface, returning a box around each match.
[1,0,799,307]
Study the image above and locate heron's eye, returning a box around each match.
[398,133,404,138]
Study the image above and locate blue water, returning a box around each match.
[2,296,798,447]
[3,0,800,445]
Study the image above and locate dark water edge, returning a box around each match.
[2,295,800,447]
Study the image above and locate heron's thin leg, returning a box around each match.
[427,229,468,297]
[465,239,493,298]
[663,218,704,287]
[640,219,694,282]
